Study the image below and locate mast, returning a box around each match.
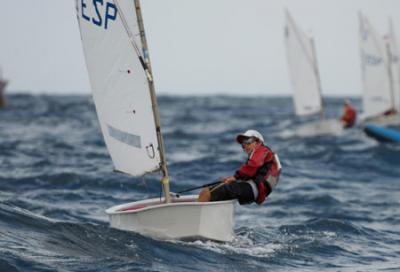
[133,0,171,203]
[389,18,400,112]
[310,37,325,120]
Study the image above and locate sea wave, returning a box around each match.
[0,94,399,271]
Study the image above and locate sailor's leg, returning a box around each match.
[198,187,211,202]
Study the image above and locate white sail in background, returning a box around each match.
[284,10,322,117]
[76,0,161,176]
[0,69,7,107]
[0,69,7,91]
[388,19,400,111]
[359,13,393,118]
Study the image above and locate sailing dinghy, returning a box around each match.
[76,0,234,241]
[358,13,400,126]
[364,123,400,142]
[284,10,343,137]
[0,69,7,108]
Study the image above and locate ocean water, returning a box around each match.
[0,94,399,272]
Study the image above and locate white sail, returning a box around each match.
[76,0,161,176]
[388,19,400,111]
[284,10,322,117]
[359,13,393,118]
[76,0,235,242]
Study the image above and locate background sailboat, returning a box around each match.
[75,0,234,241]
[0,68,7,107]
[284,10,343,137]
[358,12,400,126]
[364,123,400,142]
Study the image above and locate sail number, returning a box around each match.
[363,53,382,66]
[80,0,117,30]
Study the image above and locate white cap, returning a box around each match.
[236,129,264,143]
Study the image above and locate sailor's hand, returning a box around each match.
[222,176,236,184]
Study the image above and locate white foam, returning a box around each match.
[174,233,284,258]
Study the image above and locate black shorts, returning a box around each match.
[209,181,255,205]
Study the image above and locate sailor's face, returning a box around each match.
[241,140,256,154]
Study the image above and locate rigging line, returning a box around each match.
[113,0,141,57]
[112,0,153,82]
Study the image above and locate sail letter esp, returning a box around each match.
[76,0,162,176]
[105,2,117,29]
[92,0,103,27]
[80,0,117,30]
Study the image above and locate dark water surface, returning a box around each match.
[0,94,399,271]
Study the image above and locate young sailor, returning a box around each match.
[340,99,357,128]
[198,130,281,205]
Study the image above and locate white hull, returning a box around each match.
[293,119,344,138]
[361,114,400,126]
[106,195,235,242]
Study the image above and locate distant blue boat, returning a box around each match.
[364,123,400,142]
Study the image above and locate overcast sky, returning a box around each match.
[1,0,400,96]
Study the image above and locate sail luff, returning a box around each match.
[132,0,171,203]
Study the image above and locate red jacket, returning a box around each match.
[341,105,356,127]
[234,144,281,204]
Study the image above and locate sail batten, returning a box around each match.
[76,0,162,177]
[285,10,322,117]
